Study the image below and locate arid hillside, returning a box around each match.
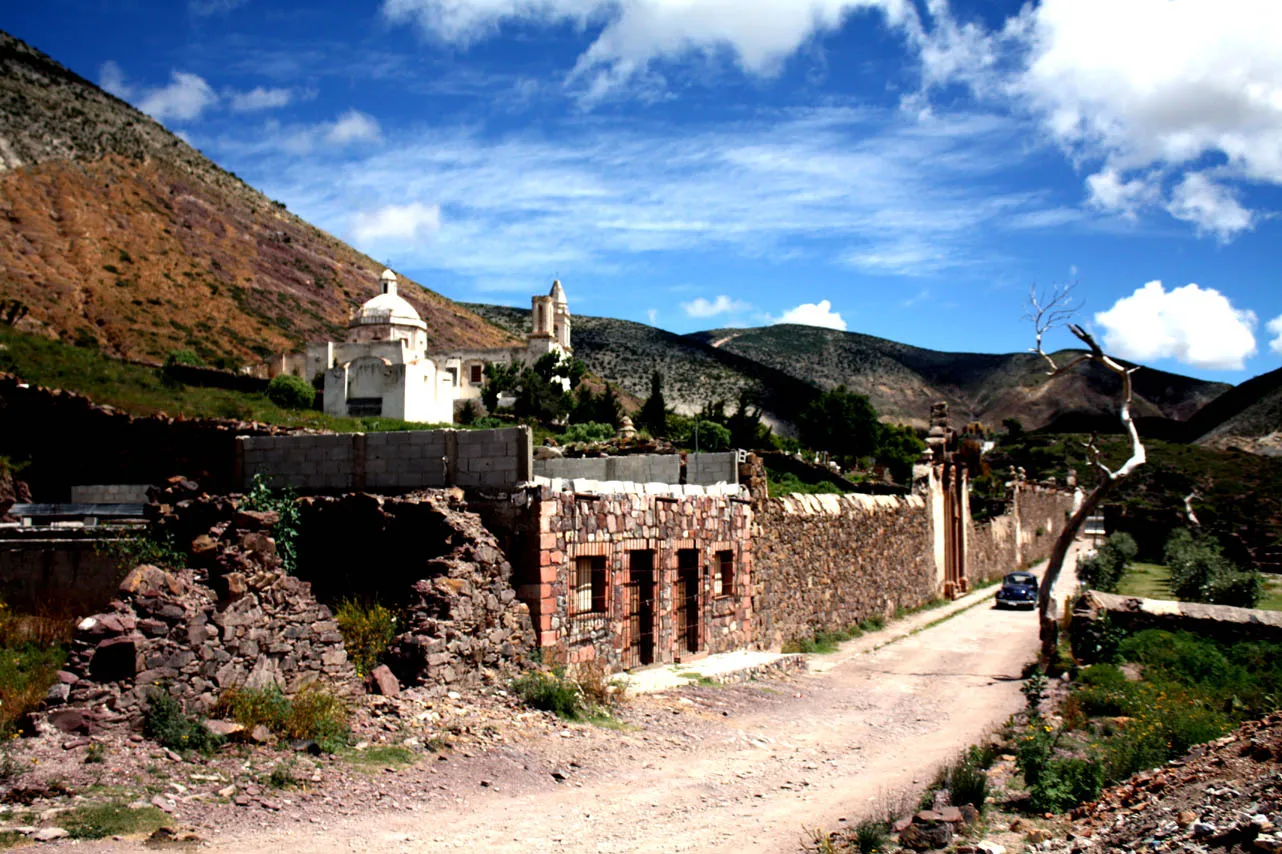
[693,324,1229,430]
[0,32,515,366]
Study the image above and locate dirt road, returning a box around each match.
[192,553,1079,854]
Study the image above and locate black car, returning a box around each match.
[995,571,1038,609]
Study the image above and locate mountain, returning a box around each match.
[1187,365,1282,456]
[467,306,1228,432]
[0,32,515,367]
[463,304,821,426]
[691,325,1230,431]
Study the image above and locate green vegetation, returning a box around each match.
[511,664,622,724]
[0,325,460,431]
[265,374,316,410]
[344,744,418,771]
[483,353,587,423]
[240,474,301,573]
[794,386,926,483]
[0,599,70,736]
[637,370,667,436]
[62,802,171,840]
[266,758,302,789]
[782,616,887,654]
[99,531,185,574]
[215,683,350,753]
[853,819,891,854]
[558,421,616,445]
[143,690,223,755]
[333,598,399,676]
[1164,529,1262,608]
[1075,532,1138,593]
[767,470,847,497]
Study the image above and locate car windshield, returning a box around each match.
[1005,574,1036,587]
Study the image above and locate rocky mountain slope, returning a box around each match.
[0,31,515,366]
[1189,365,1282,456]
[464,304,822,426]
[693,324,1229,430]
[470,303,1229,431]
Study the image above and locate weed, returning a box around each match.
[1027,758,1103,813]
[241,475,302,573]
[266,758,301,789]
[1022,672,1048,711]
[512,669,583,719]
[334,598,399,677]
[677,671,718,688]
[217,682,349,753]
[947,758,989,811]
[345,745,417,771]
[62,802,170,839]
[85,742,106,764]
[853,819,890,854]
[143,690,223,755]
[98,532,186,573]
[859,616,885,633]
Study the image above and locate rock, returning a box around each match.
[893,816,913,833]
[1192,822,1217,838]
[1177,811,1197,827]
[32,828,69,842]
[976,842,1006,854]
[1025,829,1052,844]
[937,806,964,825]
[900,820,954,851]
[291,739,321,755]
[249,724,272,744]
[1255,835,1282,854]
[368,665,400,697]
[218,785,237,798]
[88,634,142,682]
[148,827,203,845]
[61,737,90,750]
[151,795,176,813]
[233,795,251,807]
[959,804,981,826]
[203,720,244,738]
[48,708,94,735]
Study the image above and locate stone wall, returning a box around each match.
[0,374,291,500]
[57,487,361,723]
[752,493,936,650]
[0,530,126,612]
[966,486,1073,584]
[472,486,753,673]
[295,491,535,694]
[238,427,533,492]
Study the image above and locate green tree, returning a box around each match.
[875,423,925,484]
[482,362,522,412]
[265,375,316,410]
[1076,532,1138,593]
[1164,529,1262,608]
[638,370,668,437]
[797,386,880,462]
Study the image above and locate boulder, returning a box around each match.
[368,665,401,697]
[900,819,954,851]
[48,708,94,735]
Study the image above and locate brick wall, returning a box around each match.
[238,427,533,492]
[752,493,937,650]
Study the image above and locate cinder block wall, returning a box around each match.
[531,452,738,486]
[69,484,152,504]
[238,427,532,492]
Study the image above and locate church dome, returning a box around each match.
[353,270,427,330]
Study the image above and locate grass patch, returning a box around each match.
[62,802,170,840]
[215,683,349,753]
[1117,561,1282,611]
[511,665,623,724]
[344,745,418,771]
[676,671,718,687]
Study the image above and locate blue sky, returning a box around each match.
[10,0,1282,381]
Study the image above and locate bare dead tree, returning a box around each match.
[1026,282,1146,667]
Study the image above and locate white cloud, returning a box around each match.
[1084,169,1159,219]
[1094,281,1258,371]
[1267,315,1282,357]
[190,0,248,14]
[325,110,382,145]
[682,295,750,318]
[1165,173,1254,242]
[137,71,218,122]
[229,86,294,112]
[646,308,658,325]
[351,202,442,244]
[99,61,131,99]
[774,299,847,331]
[382,0,921,100]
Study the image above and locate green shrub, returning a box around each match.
[241,474,301,573]
[1076,663,1128,690]
[164,349,203,368]
[334,598,399,676]
[1028,757,1103,813]
[512,669,584,719]
[99,531,185,573]
[217,682,349,753]
[1016,718,1058,787]
[1164,529,1262,608]
[853,818,891,854]
[1076,533,1137,593]
[265,374,316,410]
[143,690,223,755]
[1071,611,1125,665]
[947,758,989,810]
[964,742,999,770]
[559,421,616,444]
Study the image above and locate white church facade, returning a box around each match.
[266,270,572,424]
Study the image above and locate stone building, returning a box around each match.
[266,272,573,423]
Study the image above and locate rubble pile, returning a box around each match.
[54,478,359,725]
[1045,712,1282,854]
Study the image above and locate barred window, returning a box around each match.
[572,555,607,615]
[716,550,735,596]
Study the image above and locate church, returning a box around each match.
[267,270,572,424]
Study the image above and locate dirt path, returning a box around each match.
[184,549,1079,854]
[61,547,1082,854]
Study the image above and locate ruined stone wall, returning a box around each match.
[752,493,935,650]
[473,487,753,672]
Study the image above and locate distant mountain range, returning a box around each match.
[0,32,515,366]
[467,304,1231,434]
